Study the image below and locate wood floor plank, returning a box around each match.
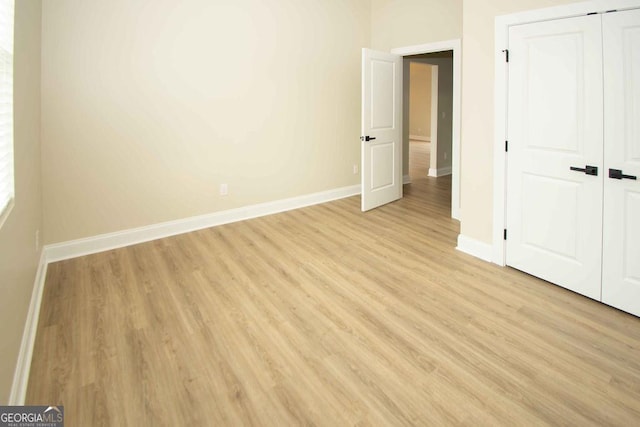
[26,142,640,425]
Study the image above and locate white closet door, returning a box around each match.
[602,9,640,316]
[506,15,604,300]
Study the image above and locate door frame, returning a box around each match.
[392,39,461,220]
[492,0,640,266]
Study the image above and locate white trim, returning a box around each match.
[403,174,411,185]
[456,234,493,263]
[428,166,452,178]
[493,0,640,266]
[0,199,14,230]
[409,135,430,142]
[9,250,48,405]
[45,184,361,262]
[391,39,461,221]
[494,10,509,266]
[392,39,461,56]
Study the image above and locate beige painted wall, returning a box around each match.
[371,0,462,50]
[409,62,431,139]
[41,0,370,244]
[460,0,584,243]
[0,0,42,403]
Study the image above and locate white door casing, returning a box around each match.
[601,9,640,315]
[505,15,604,300]
[361,49,402,212]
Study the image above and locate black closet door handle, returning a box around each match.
[570,165,598,176]
[609,169,637,180]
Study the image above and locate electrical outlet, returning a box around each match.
[35,229,39,252]
[353,164,359,174]
[219,183,228,196]
[444,152,448,160]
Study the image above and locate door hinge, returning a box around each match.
[504,229,507,240]
[505,141,508,152]
[502,49,509,63]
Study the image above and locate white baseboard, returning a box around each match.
[45,184,361,263]
[403,174,411,185]
[409,135,430,142]
[9,250,48,405]
[428,166,452,178]
[456,234,493,263]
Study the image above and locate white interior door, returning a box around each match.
[506,15,604,300]
[602,9,640,316]
[361,49,402,212]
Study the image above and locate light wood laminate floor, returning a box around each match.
[409,139,430,180]
[27,167,640,425]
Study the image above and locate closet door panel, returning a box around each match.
[506,15,604,300]
[602,9,640,317]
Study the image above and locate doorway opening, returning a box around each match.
[408,61,438,181]
[391,41,461,220]
[406,51,454,187]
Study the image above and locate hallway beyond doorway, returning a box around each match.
[409,139,430,180]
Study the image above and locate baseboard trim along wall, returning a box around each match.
[456,234,493,263]
[9,250,48,405]
[409,135,430,142]
[428,166,452,178]
[45,184,362,263]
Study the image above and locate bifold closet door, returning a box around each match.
[602,9,640,316]
[506,15,604,300]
